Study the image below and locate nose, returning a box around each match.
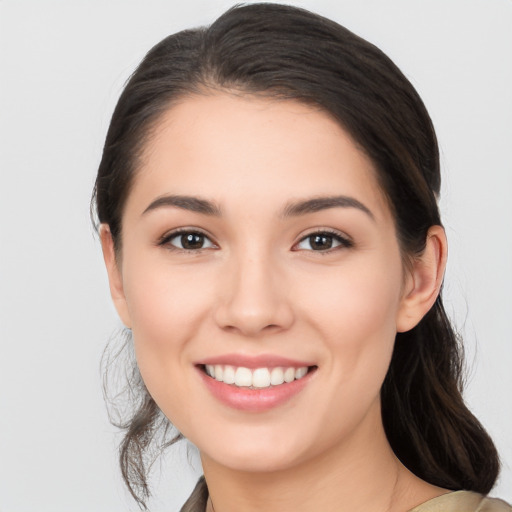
[213,248,295,337]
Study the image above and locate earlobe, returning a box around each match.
[396,225,447,333]
[99,225,132,328]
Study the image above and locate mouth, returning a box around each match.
[195,354,318,411]
[199,364,318,389]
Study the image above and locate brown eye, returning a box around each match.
[164,231,215,251]
[309,234,335,250]
[296,231,352,252]
[181,233,205,249]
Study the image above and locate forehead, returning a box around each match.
[127,93,391,222]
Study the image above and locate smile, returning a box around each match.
[204,365,310,389]
[197,361,317,412]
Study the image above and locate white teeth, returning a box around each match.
[214,365,223,381]
[295,367,308,379]
[223,365,236,384]
[235,367,253,387]
[252,368,271,388]
[205,364,310,388]
[270,367,285,386]
[284,367,295,383]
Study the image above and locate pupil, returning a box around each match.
[182,233,204,249]
[311,234,332,250]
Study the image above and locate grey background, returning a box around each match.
[0,0,510,510]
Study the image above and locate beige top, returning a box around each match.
[180,477,512,512]
[409,491,511,512]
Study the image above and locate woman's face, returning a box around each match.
[106,93,415,473]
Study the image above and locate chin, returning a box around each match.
[208,448,301,473]
[195,425,313,474]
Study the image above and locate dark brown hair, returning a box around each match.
[93,3,500,508]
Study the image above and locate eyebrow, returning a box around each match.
[142,194,374,220]
[142,195,222,216]
[282,195,374,220]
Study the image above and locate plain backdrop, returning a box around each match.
[0,0,511,510]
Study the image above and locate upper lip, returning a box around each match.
[196,353,315,369]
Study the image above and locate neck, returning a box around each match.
[201,403,442,512]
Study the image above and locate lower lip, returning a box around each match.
[197,367,315,412]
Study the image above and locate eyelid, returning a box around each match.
[293,228,353,252]
[156,226,352,253]
[157,227,218,251]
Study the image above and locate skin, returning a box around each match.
[102,93,448,511]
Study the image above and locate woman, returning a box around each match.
[93,3,510,511]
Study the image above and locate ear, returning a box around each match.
[99,225,132,328]
[396,225,447,333]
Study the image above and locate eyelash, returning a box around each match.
[294,229,353,254]
[157,228,353,254]
[157,228,217,254]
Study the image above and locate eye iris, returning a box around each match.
[181,233,204,249]
[310,234,333,250]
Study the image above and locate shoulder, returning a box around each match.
[477,496,512,512]
[409,491,512,512]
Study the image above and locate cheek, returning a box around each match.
[285,260,402,447]
[301,252,402,337]
[299,254,403,387]
[121,257,215,407]
[125,255,213,342]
